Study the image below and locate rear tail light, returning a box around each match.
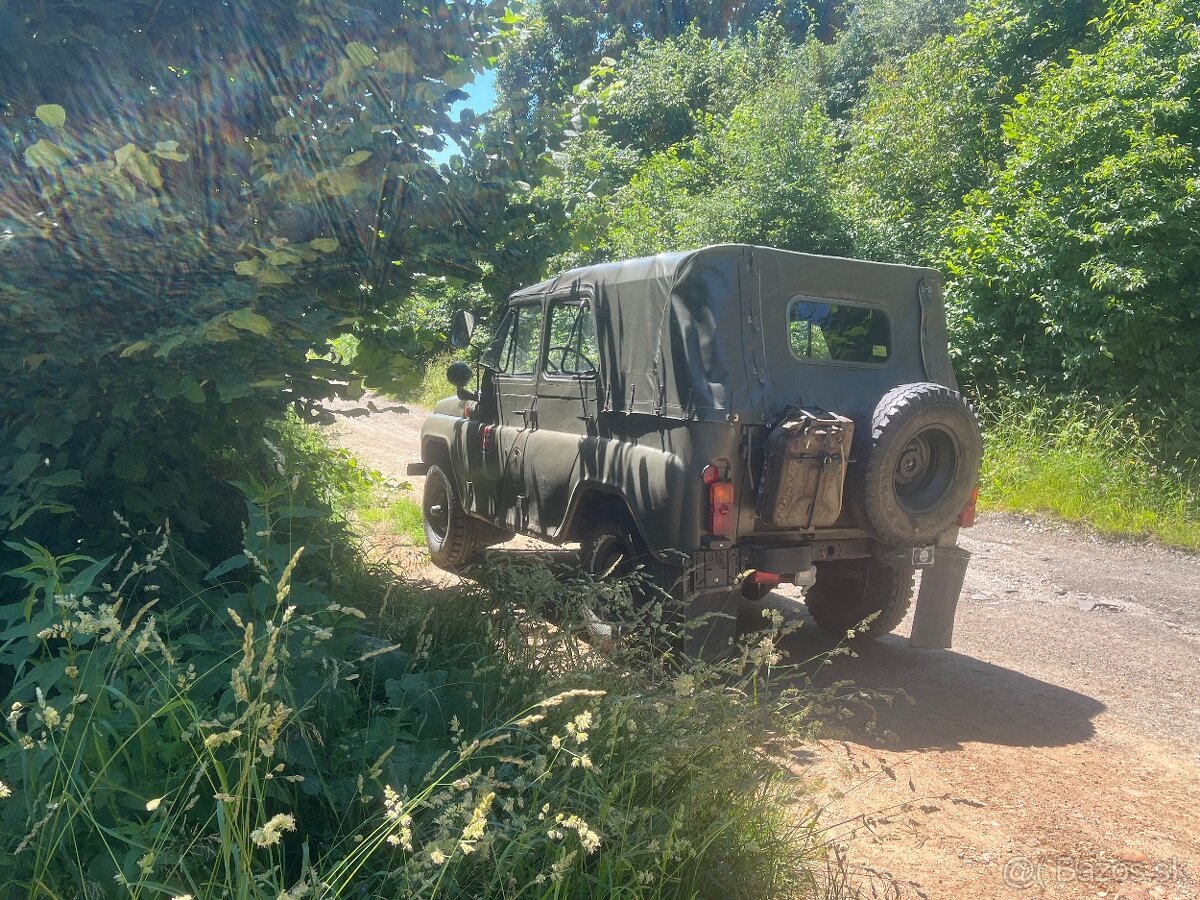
[481,424,495,451]
[709,480,735,536]
[957,484,979,527]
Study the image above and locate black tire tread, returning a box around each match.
[804,560,914,640]
[424,464,481,571]
[852,381,982,546]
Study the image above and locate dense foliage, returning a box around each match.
[0,432,818,896]
[502,0,1200,421]
[3,0,1198,893]
[0,0,523,556]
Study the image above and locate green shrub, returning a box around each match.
[946,0,1200,409]
[0,0,524,569]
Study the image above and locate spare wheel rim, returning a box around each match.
[893,425,960,515]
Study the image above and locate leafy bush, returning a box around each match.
[838,0,1104,262]
[946,0,1200,406]
[0,0,519,564]
[544,51,847,268]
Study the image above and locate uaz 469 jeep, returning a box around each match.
[410,245,981,652]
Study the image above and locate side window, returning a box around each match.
[508,304,542,376]
[544,302,599,376]
[787,297,891,364]
[484,304,542,376]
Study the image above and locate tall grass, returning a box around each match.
[0,422,845,899]
[408,351,469,410]
[980,394,1200,550]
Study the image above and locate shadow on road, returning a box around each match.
[750,596,1105,753]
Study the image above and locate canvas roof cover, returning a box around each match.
[508,244,955,424]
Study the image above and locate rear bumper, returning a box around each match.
[687,535,951,595]
[690,539,817,594]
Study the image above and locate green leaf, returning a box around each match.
[319,171,361,197]
[345,42,377,67]
[228,309,272,335]
[120,340,153,358]
[234,259,261,277]
[35,104,66,129]
[113,448,147,480]
[40,469,82,488]
[264,248,302,266]
[256,266,291,285]
[23,138,71,169]
[114,143,163,187]
[153,140,189,162]
[441,67,473,90]
[342,150,373,167]
[179,376,205,404]
[204,554,249,581]
[154,333,188,358]
[309,238,340,253]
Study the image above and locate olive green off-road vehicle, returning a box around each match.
[409,245,982,654]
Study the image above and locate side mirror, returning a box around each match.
[446,360,473,388]
[449,310,476,349]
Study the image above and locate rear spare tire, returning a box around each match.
[805,559,914,640]
[852,382,981,546]
[423,464,481,571]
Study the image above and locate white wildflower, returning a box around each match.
[250,813,296,848]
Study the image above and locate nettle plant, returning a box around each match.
[0,0,533,558]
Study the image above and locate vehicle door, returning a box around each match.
[488,300,544,532]
[523,292,602,537]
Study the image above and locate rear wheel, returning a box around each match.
[580,519,737,658]
[804,559,914,640]
[423,464,481,571]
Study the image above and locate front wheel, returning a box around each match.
[804,559,914,640]
[423,464,481,571]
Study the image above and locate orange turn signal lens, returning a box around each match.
[710,481,735,536]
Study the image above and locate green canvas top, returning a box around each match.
[509,244,957,424]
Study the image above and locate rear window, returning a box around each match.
[787,297,891,365]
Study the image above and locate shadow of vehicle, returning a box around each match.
[746,594,1105,752]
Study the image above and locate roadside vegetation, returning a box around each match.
[1,421,838,897]
[358,493,428,547]
[2,0,1198,896]
[980,396,1200,550]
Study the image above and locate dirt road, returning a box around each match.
[325,397,1200,899]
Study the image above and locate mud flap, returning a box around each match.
[909,545,970,649]
[679,589,740,661]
